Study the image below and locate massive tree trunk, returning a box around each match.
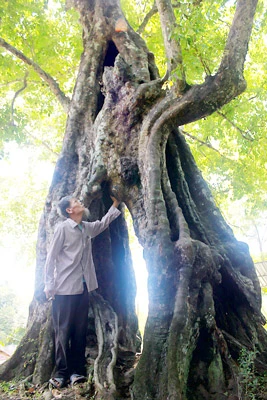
[1,0,267,399]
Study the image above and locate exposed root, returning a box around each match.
[90,292,118,395]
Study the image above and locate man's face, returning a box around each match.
[68,198,85,215]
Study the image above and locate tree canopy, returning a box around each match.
[0,0,267,251]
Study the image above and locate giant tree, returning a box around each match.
[1,0,267,399]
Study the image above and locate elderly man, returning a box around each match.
[44,195,121,388]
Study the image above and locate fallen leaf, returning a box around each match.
[51,388,62,398]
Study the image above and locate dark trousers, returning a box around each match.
[52,284,89,379]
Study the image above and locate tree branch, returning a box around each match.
[193,45,212,76]
[137,2,158,35]
[6,73,58,157]
[156,0,186,93]
[181,129,233,160]
[217,0,258,82]
[0,37,70,112]
[216,110,254,141]
[11,72,28,126]
[25,128,59,157]
[0,79,26,88]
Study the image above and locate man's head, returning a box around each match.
[58,196,85,219]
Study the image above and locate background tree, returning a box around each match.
[0,0,267,399]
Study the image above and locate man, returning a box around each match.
[44,195,121,388]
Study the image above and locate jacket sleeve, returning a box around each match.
[44,224,65,293]
[85,206,121,238]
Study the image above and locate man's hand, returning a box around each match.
[44,289,55,301]
[110,196,120,208]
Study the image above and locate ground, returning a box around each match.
[0,381,95,400]
[1,376,267,400]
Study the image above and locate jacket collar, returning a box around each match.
[66,218,81,228]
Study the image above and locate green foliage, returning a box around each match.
[0,0,82,153]
[238,347,260,400]
[0,382,10,393]
[178,0,267,221]
[0,284,26,345]
[186,91,267,220]
[0,0,82,90]
[0,103,27,156]
[0,381,18,395]
[237,346,267,399]
[0,142,53,278]
[0,380,42,398]
[0,143,51,235]
[171,1,231,83]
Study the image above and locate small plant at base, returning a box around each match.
[0,381,17,395]
[238,347,258,400]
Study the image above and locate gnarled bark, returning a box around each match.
[1,0,266,399]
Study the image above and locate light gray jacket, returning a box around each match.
[44,205,121,295]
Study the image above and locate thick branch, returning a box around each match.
[218,0,258,79]
[141,0,258,136]
[156,0,186,92]
[0,37,70,112]
[137,2,158,35]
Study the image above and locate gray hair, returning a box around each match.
[58,196,72,218]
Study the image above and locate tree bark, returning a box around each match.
[1,0,266,399]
